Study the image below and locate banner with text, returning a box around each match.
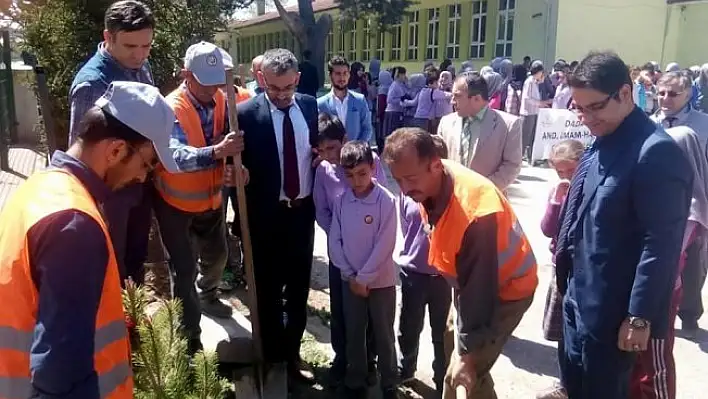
[531,109,594,161]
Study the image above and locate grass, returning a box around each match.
[306,304,332,328]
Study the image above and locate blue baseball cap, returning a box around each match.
[95,81,180,173]
[184,41,227,86]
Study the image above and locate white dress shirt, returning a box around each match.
[266,95,313,200]
[332,91,348,123]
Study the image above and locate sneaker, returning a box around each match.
[536,384,568,399]
[200,297,233,318]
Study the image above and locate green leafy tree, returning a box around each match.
[123,280,230,398]
[14,0,236,150]
[232,0,414,85]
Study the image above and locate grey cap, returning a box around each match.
[184,41,227,86]
[95,81,179,173]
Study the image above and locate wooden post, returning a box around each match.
[224,69,265,395]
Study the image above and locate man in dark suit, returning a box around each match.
[555,51,693,399]
[237,48,318,384]
[297,49,320,97]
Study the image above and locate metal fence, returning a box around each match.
[0,29,17,171]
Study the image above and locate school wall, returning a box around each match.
[554,0,668,67]
[218,0,554,79]
[663,1,708,68]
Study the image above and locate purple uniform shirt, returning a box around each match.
[395,194,439,275]
[385,81,408,113]
[404,88,453,120]
[313,154,388,233]
[328,183,398,289]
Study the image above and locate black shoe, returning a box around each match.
[682,320,700,339]
[200,297,233,318]
[343,386,369,399]
[187,338,203,357]
[382,387,400,399]
[328,360,346,388]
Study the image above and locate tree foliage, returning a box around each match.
[15,0,235,149]
[123,280,230,398]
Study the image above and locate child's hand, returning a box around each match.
[349,280,369,297]
[554,180,571,203]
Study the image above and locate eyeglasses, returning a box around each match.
[570,91,617,116]
[657,90,685,98]
[128,143,157,173]
[262,77,298,95]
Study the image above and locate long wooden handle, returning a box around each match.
[456,385,467,399]
[224,69,263,365]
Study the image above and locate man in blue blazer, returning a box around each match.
[317,56,373,143]
[236,48,319,385]
[555,52,693,399]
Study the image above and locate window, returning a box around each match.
[338,22,346,55]
[426,8,440,60]
[495,0,515,57]
[407,11,419,60]
[470,1,487,59]
[446,3,461,59]
[390,23,402,61]
[348,21,357,61]
[362,19,372,61]
[326,29,334,60]
[376,30,385,61]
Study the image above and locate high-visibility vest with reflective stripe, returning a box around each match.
[154,88,226,213]
[0,169,133,399]
[421,160,538,301]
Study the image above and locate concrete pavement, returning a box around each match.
[307,165,708,399]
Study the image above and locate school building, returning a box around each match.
[216,0,708,75]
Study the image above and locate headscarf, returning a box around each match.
[378,70,393,95]
[666,126,708,230]
[665,62,680,73]
[446,64,456,78]
[510,64,527,91]
[482,71,504,97]
[369,58,381,81]
[480,66,493,75]
[440,59,453,73]
[499,59,513,85]
[439,71,453,91]
[491,57,504,72]
[460,61,475,74]
[348,62,365,90]
[407,73,426,98]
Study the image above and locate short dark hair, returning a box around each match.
[104,1,155,33]
[641,62,655,73]
[425,68,440,86]
[77,106,150,147]
[568,51,632,96]
[431,135,448,159]
[456,72,489,101]
[530,61,544,75]
[317,113,346,143]
[383,127,440,164]
[570,60,579,71]
[328,56,349,74]
[523,56,531,61]
[395,66,407,76]
[340,141,374,169]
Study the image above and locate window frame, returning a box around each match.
[426,7,440,61]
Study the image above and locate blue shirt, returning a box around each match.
[29,151,111,399]
[170,85,230,172]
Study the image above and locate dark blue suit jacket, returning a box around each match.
[236,92,318,224]
[558,107,693,341]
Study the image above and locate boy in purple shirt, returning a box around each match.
[328,141,399,399]
[313,113,387,387]
[396,136,452,393]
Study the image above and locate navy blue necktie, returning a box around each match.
[556,146,596,254]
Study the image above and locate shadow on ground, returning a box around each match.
[503,336,560,379]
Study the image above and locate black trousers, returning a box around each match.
[679,232,707,326]
[251,198,316,363]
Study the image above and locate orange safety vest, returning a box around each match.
[154,88,226,213]
[0,169,133,398]
[421,160,538,301]
[235,86,252,103]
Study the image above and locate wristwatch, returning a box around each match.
[628,316,650,330]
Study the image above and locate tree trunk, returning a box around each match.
[305,14,331,86]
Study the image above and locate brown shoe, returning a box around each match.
[536,384,568,399]
[287,359,316,385]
